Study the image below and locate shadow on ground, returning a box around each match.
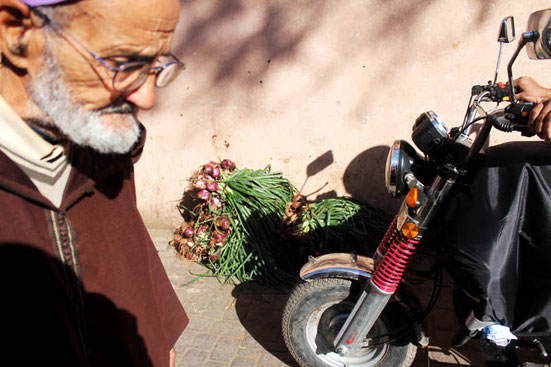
[232,282,299,366]
[230,251,487,367]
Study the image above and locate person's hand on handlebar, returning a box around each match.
[514,76,551,103]
[526,99,551,141]
[514,76,551,141]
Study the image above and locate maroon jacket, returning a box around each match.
[0,130,188,366]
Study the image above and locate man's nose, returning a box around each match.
[123,75,156,110]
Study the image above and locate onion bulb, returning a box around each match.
[207,181,218,192]
[212,231,225,242]
[211,166,221,179]
[216,215,231,230]
[195,180,207,190]
[221,159,236,171]
[183,227,194,238]
[198,189,210,200]
[208,249,220,261]
[210,196,222,209]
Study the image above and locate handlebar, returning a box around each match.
[471,82,515,102]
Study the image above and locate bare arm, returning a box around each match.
[170,348,176,367]
[514,76,551,140]
[527,99,551,141]
[514,76,551,103]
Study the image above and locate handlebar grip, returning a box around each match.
[491,102,536,137]
[505,102,534,125]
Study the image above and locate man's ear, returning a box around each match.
[0,0,36,70]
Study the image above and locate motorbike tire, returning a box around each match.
[282,277,418,367]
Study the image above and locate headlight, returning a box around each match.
[385,140,423,197]
[412,111,448,155]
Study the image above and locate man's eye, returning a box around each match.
[106,57,130,67]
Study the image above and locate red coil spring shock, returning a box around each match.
[372,231,419,294]
[374,216,399,261]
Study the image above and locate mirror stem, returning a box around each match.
[493,42,504,86]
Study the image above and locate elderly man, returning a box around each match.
[0,0,187,366]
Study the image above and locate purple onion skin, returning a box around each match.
[195,180,207,190]
[198,189,210,200]
[211,167,221,179]
[183,227,194,238]
[290,201,302,210]
[210,196,222,209]
[203,165,214,176]
[207,181,218,192]
[221,159,236,171]
[212,231,225,242]
[217,216,231,230]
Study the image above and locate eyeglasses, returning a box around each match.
[30,8,185,93]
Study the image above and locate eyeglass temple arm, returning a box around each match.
[29,7,118,72]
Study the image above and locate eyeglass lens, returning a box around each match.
[113,60,184,92]
[113,62,151,92]
[155,62,182,88]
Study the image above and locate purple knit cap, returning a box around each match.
[21,0,72,6]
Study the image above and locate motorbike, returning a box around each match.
[282,8,551,367]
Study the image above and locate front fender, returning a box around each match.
[299,253,374,281]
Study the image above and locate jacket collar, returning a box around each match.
[0,126,146,211]
[0,97,67,178]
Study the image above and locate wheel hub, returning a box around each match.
[305,300,389,366]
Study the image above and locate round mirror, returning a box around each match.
[526,8,551,59]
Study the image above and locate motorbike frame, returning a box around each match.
[285,12,551,366]
[309,48,537,357]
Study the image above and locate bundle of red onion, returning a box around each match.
[171,160,296,284]
[171,159,390,285]
[171,161,231,257]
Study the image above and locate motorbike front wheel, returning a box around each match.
[282,277,418,367]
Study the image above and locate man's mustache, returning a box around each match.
[95,100,137,115]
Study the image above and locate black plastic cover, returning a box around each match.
[442,141,551,335]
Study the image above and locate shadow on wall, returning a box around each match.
[175,0,327,88]
[298,148,399,214]
[343,145,401,215]
[174,0,496,94]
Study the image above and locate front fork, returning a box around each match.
[333,175,455,356]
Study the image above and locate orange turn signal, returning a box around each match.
[401,222,419,239]
[406,188,419,208]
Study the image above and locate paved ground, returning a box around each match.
[149,228,485,367]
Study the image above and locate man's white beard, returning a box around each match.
[28,42,141,154]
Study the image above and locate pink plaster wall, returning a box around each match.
[136,0,551,228]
